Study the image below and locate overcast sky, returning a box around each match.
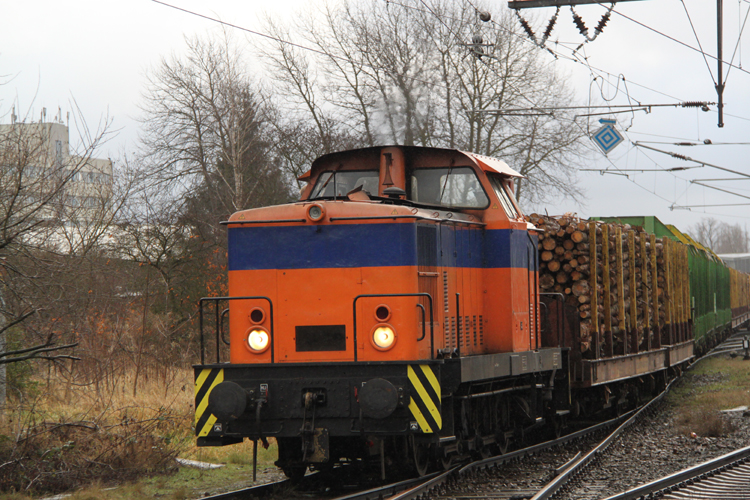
[2,0,750,234]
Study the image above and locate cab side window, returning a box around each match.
[489,176,520,219]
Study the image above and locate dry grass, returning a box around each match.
[0,365,275,497]
[668,356,750,438]
[673,407,736,437]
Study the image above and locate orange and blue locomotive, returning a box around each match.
[194,146,565,476]
[193,146,714,478]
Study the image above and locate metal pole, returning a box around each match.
[456,293,461,357]
[252,438,258,481]
[717,0,725,127]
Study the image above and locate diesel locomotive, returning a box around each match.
[192,146,749,479]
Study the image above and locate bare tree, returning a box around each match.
[0,103,117,411]
[717,222,749,253]
[690,218,749,253]
[690,218,723,250]
[260,0,584,205]
[135,34,296,357]
[139,32,295,220]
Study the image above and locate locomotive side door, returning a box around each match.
[439,223,458,354]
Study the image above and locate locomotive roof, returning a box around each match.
[299,146,523,181]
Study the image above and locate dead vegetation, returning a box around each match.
[673,406,737,438]
[668,356,750,439]
[0,412,180,494]
[0,366,193,495]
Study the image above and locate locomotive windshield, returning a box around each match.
[310,170,379,198]
[308,165,489,210]
[410,167,489,209]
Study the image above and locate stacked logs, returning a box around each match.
[528,213,668,357]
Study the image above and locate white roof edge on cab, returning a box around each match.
[460,151,524,178]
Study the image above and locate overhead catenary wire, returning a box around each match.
[466,0,750,127]
[634,143,750,179]
[497,1,750,212]
[413,0,552,111]
[691,181,750,200]
[459,0,680,102]
[462,0,750,128]
[724,0,750,83]
[671,203,750,208]
[478,101,714,115]
[634,140,750,146]
[680,0,716,85]
[600,3,750,78]
[692,177,750,181]
[580,166,703,172]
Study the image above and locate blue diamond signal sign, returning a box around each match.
[592,123,624,155]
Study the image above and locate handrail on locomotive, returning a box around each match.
[199,292,435,362]
[198,296,275,364]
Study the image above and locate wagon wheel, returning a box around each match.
[475,434,492,459]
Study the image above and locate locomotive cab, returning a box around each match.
[194,146,569,479]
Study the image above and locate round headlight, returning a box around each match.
[307,204,325,222]
[247,328,270,353]
[372,325,396,350]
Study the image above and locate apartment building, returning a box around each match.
[0,119,113,223]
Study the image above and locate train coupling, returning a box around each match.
[300,390,330,463]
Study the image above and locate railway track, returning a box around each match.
[195,413,627,500]
[601,444,750,500]
[326,412,635,500]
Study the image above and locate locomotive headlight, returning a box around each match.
[307,203,325,222]
[247,328,270,353]
[371,324,396,350]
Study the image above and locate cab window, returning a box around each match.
[410,167,489,209]
[488,176,519,219]
[310,170,379,198]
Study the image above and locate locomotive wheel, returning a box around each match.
[281,464,307,482]
[276,437,307,482]
[551,415,564,439]
[410,437,431,476]
[496,432,509,455]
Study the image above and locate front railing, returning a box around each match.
[199,293,432,364]
[199,296,274,364]
[352,293,434,360]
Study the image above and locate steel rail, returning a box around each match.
[334,470,448,500]
[333,412,637,500]
[196,476,293,500]
[385,468,457,500]
[322,412,635,500]
[600,445,750,500]
[529,379,676,500]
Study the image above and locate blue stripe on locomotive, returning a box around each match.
[227,224,538,271]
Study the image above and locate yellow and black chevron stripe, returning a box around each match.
[407,364,441,433]
[194,368,224,437]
